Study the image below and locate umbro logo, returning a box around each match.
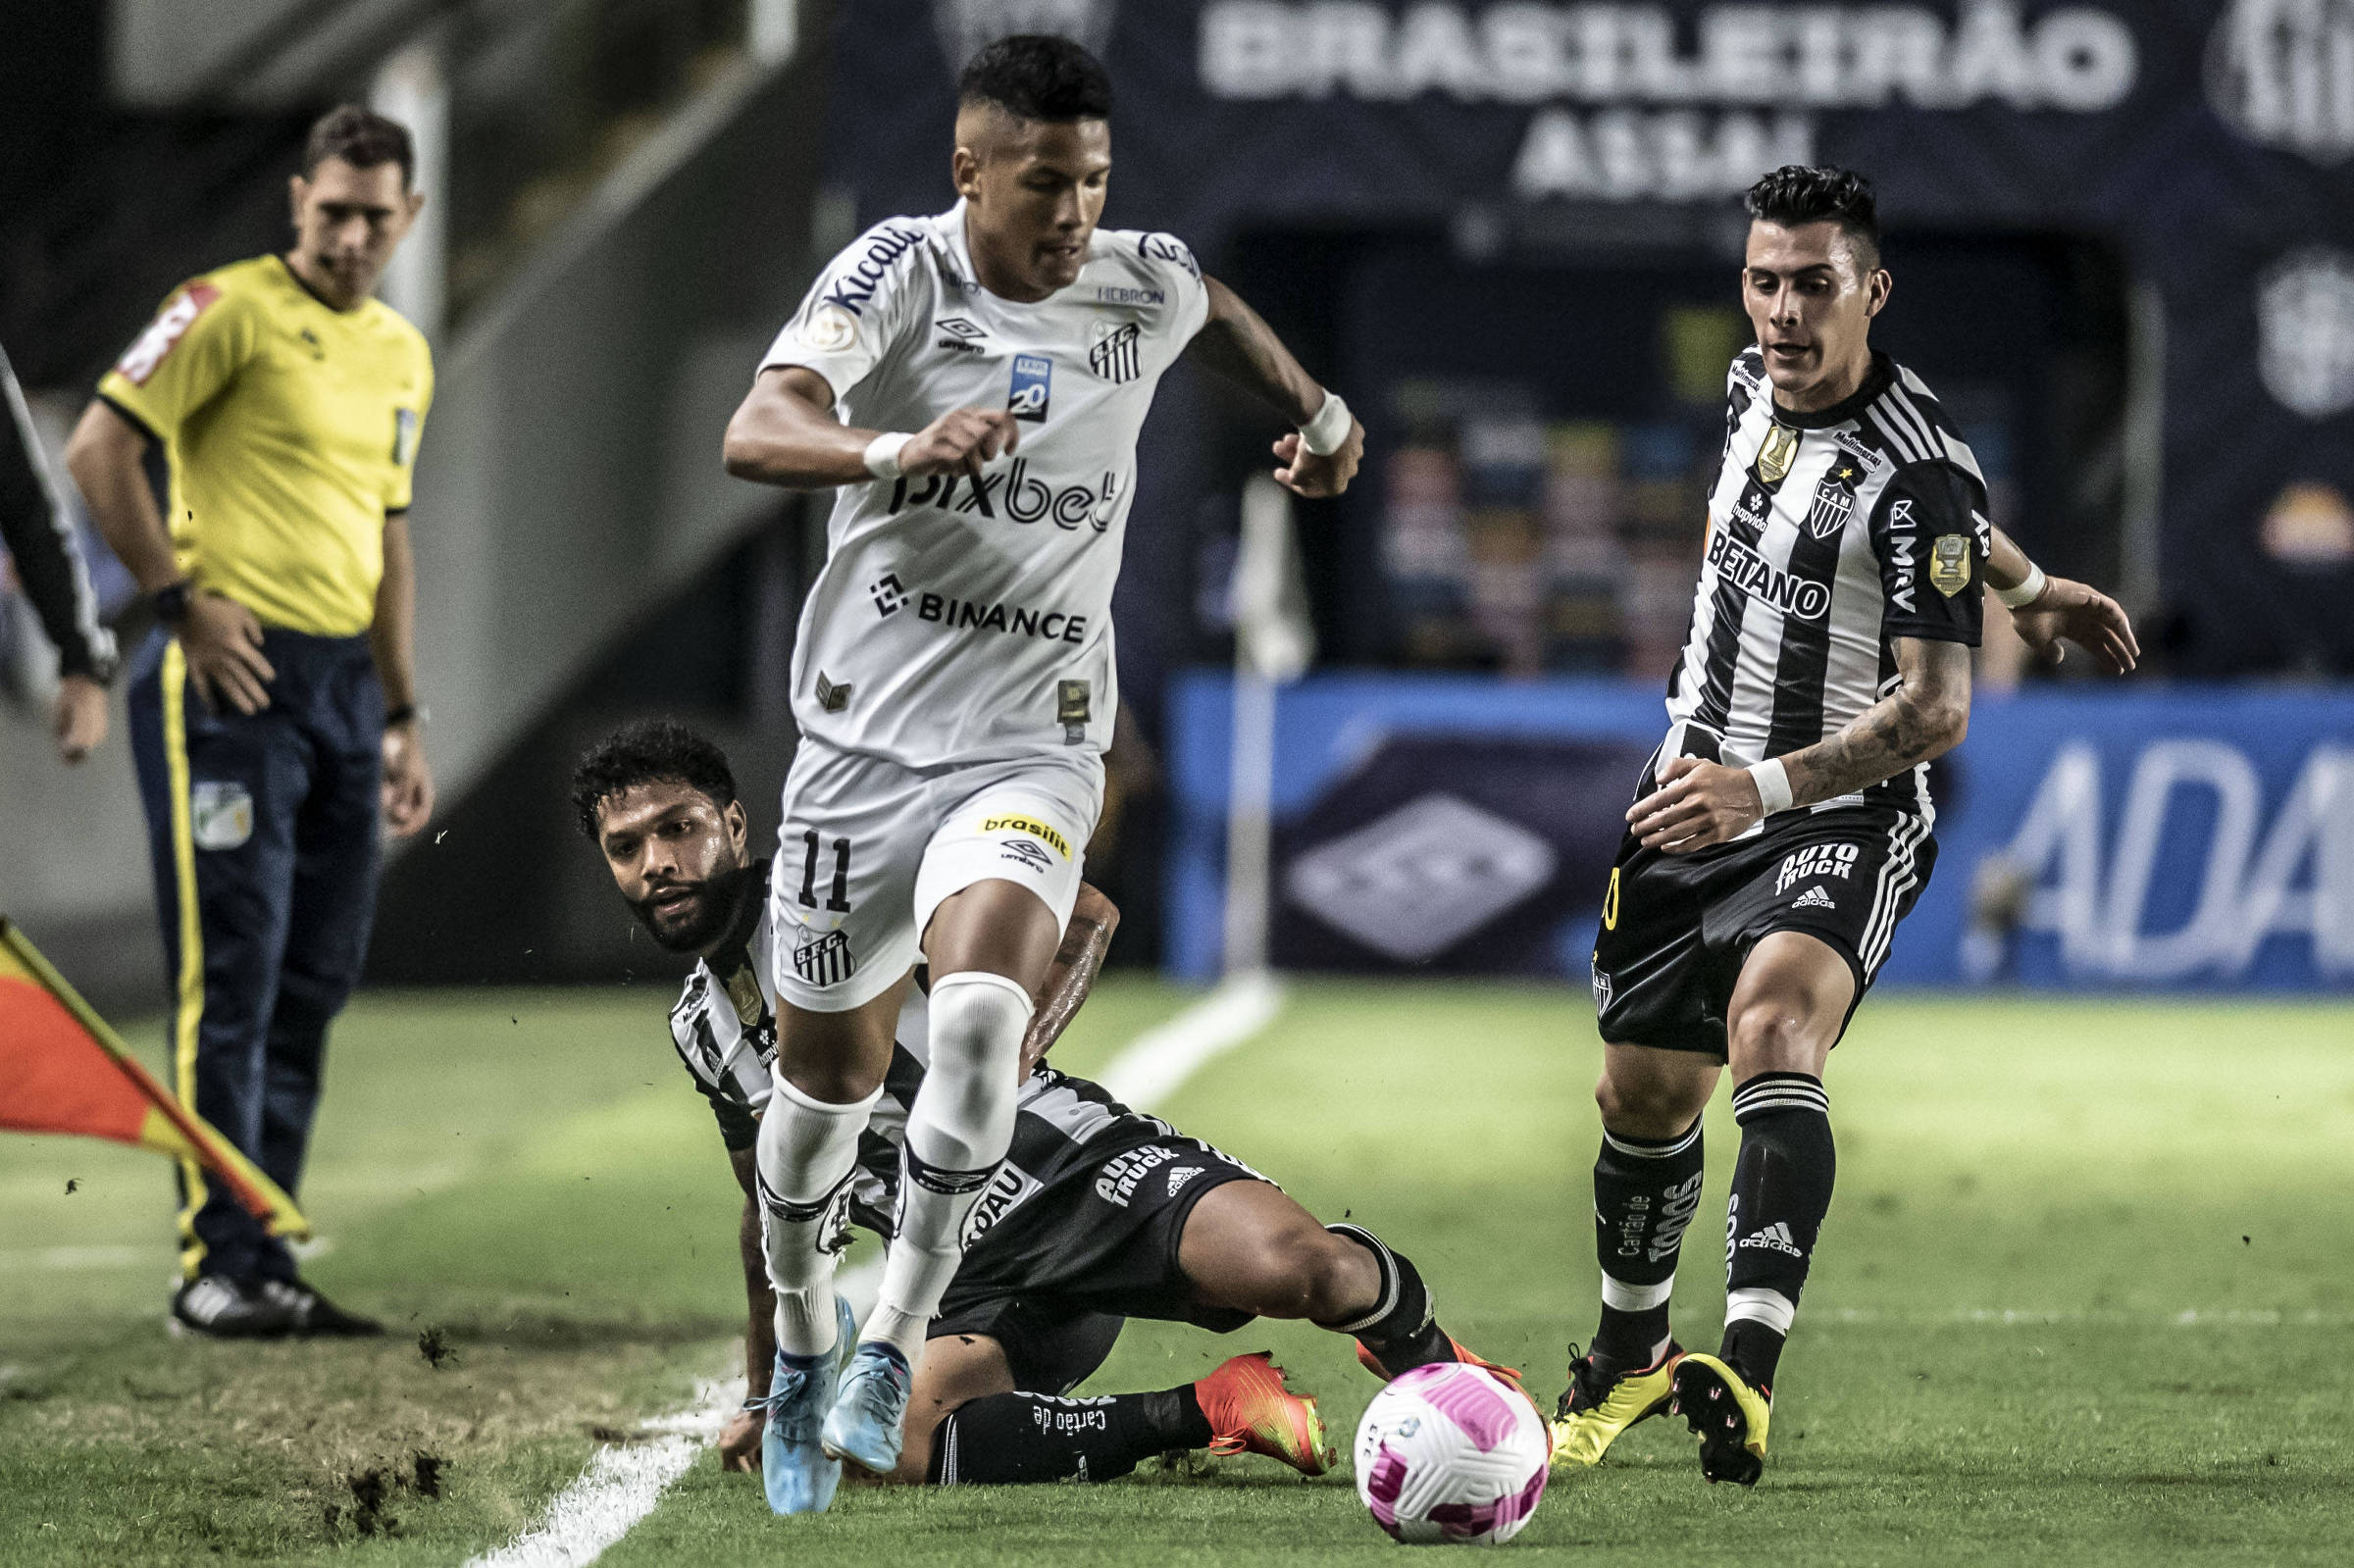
[934,317,989,353]
[1737,1221,1805,1256]
[1792,885,1836,910]
[999,839,1054,876]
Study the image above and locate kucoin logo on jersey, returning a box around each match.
[886,459,1122,532]
[1706,529,1833,620]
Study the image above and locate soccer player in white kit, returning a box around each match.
[719,35,1363,1511]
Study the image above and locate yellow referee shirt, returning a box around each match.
[98,255,433,638]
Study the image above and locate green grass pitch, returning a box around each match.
[3,980,2351,1565]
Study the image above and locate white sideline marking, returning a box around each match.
[465,974,1285,1568]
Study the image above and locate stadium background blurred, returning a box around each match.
[4,1,2352,1562]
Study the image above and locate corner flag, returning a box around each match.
[0,917,309,1239]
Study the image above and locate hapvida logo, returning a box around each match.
[886,459,1122,532]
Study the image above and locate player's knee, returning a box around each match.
[1595,1069,1706,1138]
[1725,995,1832,1076]
[926,971,1032,1075]
[1234,1221,1359,1322]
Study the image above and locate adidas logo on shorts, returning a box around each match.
[1165,1166,1201,1196]
[1792,885,1837,910]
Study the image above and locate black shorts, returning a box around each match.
[929,1136,1266,1394]
[1590,802,1937,1057]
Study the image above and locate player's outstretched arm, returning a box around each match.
[1986,524,2138,675]
[723,366,1020,490]
[717,1144,778,1473]
[1020,884,1119,1076]
[1187,278,1363,498]
[1628,637,1970,854]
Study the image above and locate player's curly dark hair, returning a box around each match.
[958,33,1113,123]
[1746,165,1880,270]
[570,720,738,840]
[302,104,416,189]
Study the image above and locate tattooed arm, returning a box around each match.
[1627,637,1970,854]
[1019,883,1120,1076]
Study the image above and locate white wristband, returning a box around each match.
[862,431,913,481]
[1994,561,2048,610]
[1748,757,1794,817]
[1299,391,1353,457]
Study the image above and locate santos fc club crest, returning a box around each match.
[792,929,856,988]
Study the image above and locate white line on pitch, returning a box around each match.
[463,973,1286,1568]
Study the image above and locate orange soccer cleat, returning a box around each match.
[1195,1351,1335,1478]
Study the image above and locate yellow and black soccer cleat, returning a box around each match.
[1550,1340,1681,1468]
[1669,1351,1771,1486]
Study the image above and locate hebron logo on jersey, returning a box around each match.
[1009,354,1053,421]
[1706,528,1832,621]
[886,459,1122,532]
[116,282,220,384]
[1776,842,1860,894]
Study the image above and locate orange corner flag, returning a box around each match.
[0,917,309,1239]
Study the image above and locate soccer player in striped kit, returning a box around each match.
[1551,168,2139,1486]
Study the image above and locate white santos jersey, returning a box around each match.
[758,202,1211,769]
[1662,347,1990,824]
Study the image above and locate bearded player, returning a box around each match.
[719,36,1362,1507]
[573,722,1510,1494]
[1550,167,2138,1487]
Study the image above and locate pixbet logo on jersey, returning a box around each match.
[885,459,1121,532]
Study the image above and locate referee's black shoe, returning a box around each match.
[170,1274,299,1339]
[263,1277,384,1337]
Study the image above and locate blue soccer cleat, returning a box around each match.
[750,1294,856,1514]
[820,1340,914,1475]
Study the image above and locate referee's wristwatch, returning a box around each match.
[150,580,194,627]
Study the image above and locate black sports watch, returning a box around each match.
[151,580,193,627]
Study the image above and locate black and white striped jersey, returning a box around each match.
[1661,347,1990,826]
[669,873,1171,1243]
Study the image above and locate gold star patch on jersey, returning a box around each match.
[1756,424,1799,486]
[1929,533,1972,596]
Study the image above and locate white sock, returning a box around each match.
[755,1074,881,1357]
[866,971,1031,1362]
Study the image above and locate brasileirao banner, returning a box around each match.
[832,1,2354,685]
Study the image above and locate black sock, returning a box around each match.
[1590,1117,1704,1372]
[1318,1224,1455,1373]
[1719,1072,1835,1391]
[925,1387,1210,1485]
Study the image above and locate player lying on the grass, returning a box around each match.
[571,722,1511,1492]
[1554,166,2139,1488]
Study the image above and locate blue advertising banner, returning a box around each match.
[1165,672,2354,989]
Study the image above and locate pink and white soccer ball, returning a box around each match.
[1354,1361,1550,1545]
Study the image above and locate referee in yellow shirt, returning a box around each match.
[66,106,436,1339]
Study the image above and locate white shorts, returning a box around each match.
[767,739,1102,1013]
